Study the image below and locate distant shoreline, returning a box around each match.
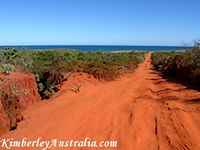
[0,45,193,51]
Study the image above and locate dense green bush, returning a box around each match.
[152,48,200,84]
[0,48,145,99]
[0,48,33,72]
[2,64,15,75]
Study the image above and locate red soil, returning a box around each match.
[0,72,41,135]
[1,54,200,150]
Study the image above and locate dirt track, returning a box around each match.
[1,54,200,150]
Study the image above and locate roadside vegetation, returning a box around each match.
[0,48,145,99]
[152,46,200,86]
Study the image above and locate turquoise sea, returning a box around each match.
[0,45,193,51]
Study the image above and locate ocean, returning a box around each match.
[0,45,193,51]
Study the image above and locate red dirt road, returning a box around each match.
[1,54,200,150]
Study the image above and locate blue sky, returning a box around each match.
[0,0,199,46]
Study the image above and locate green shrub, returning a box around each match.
[0,48,145,99]
[2,64,15,75]
[0,48,33,72]
[152,48,200,84]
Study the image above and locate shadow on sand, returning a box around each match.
[148,66,200,93]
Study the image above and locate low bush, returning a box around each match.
[152,48,200,84]
[2,64,15,75]
[0,48,145,99]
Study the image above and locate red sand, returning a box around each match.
[0,72,41,135]
[1,54,200,150]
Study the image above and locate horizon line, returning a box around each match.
[0,44,194,47]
